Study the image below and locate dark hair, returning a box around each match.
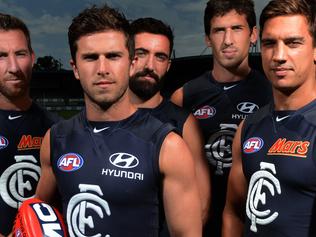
[204,0,256,35]
[259,0,316,46]
[68,4,134,62]
[0,13,32,52]
[130,17,174,57]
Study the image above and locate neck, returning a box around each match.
[130,91,163,109]
[0,94,32,111]
[273,79,316,111]
[85,89,137,121]
[212,58,251,83]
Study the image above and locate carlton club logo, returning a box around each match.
[243,137,264,154]
[57,153,84,172]
[193,105,216,119]
[246,162,281,233]
[67,184,111,237]
[205,123,238,175]
[0,135,9,150]
[0,155,41,208]
[267,138,310,158]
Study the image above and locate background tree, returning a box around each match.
[33,55,63,72]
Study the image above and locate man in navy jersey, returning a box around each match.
[223,0,316,236]
[129,18,210,231]
[0,13,60,236]
[36,5,202,237]
[171,0,271,236]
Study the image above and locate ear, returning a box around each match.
[313,46,316,64]
[31,50,35,67]
[205,35,212,48]
[166,59,171,72]
[70,59,80,80]
[129,56,138,77]
[250,26,258,46]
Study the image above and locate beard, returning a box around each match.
[129,68,165,101]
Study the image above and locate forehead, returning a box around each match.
[135,33,170,52]
[262,15,310,39]
[0,30,29,50]
[76,30,128,53]
[210,10,248,29]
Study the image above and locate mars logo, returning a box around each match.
[246,162,281,233]
[67,184,111,237]
[0,135,8,149]
[194,105,216,119]
[0,155,41,208]
[109,152,139,169]
[57,153,84,172]
[206,123,238,175]
[243,137,264,154]
[32,203,65,237]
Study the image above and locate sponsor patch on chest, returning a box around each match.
[267,138,310,158]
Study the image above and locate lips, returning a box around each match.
[272,67,292,77]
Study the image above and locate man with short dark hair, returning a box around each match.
[129,17,210,236]
[36,5,202,237]
[223,0,316,236]
[0,13,60,236]
[171,0,272,236]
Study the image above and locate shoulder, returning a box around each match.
[31,102,63,125]
[51,112,82,137]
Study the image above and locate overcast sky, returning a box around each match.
[0,0,269,69]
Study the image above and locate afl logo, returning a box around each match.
[0,135,9,150]
[243,137,264,154]
[193,105,216,119]
[109,153,139,169]
[57,153,84,172]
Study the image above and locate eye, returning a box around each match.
[232,26,243,32]
[156,54,169,62]
[16,50,29,57]
[135,50,147,58]
[106,53,122,60]
[0,52,7,59]
[83,54,98,61]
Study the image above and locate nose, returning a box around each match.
[97,56,109,76]
[223,29,233,46]
[8,55,20,73]
[145,54,155,71]
[272,42,287,64]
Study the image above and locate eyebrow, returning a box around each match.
[261,36,305,43]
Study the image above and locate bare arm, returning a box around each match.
[35,129,58,204]
[222,121,248,237]
[160,132,202,237]
[170,87,183,107]
[183,114,210,223]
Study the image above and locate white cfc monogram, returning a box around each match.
[67,184,111,237]
[246,162,281,233]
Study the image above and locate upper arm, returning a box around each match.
[183,114,210,222]
[170,87,183,107]
[36,129,58,203]
[222,121,248,236]
[159,132,202,236]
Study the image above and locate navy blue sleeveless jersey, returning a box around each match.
[241,100,316,236]
[183,69,272,236]
[50,109,175,237]
[0,103,60,235]
[150,98,190,136]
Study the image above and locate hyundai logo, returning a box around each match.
[237,102,259,114]
[109,153,139,169]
